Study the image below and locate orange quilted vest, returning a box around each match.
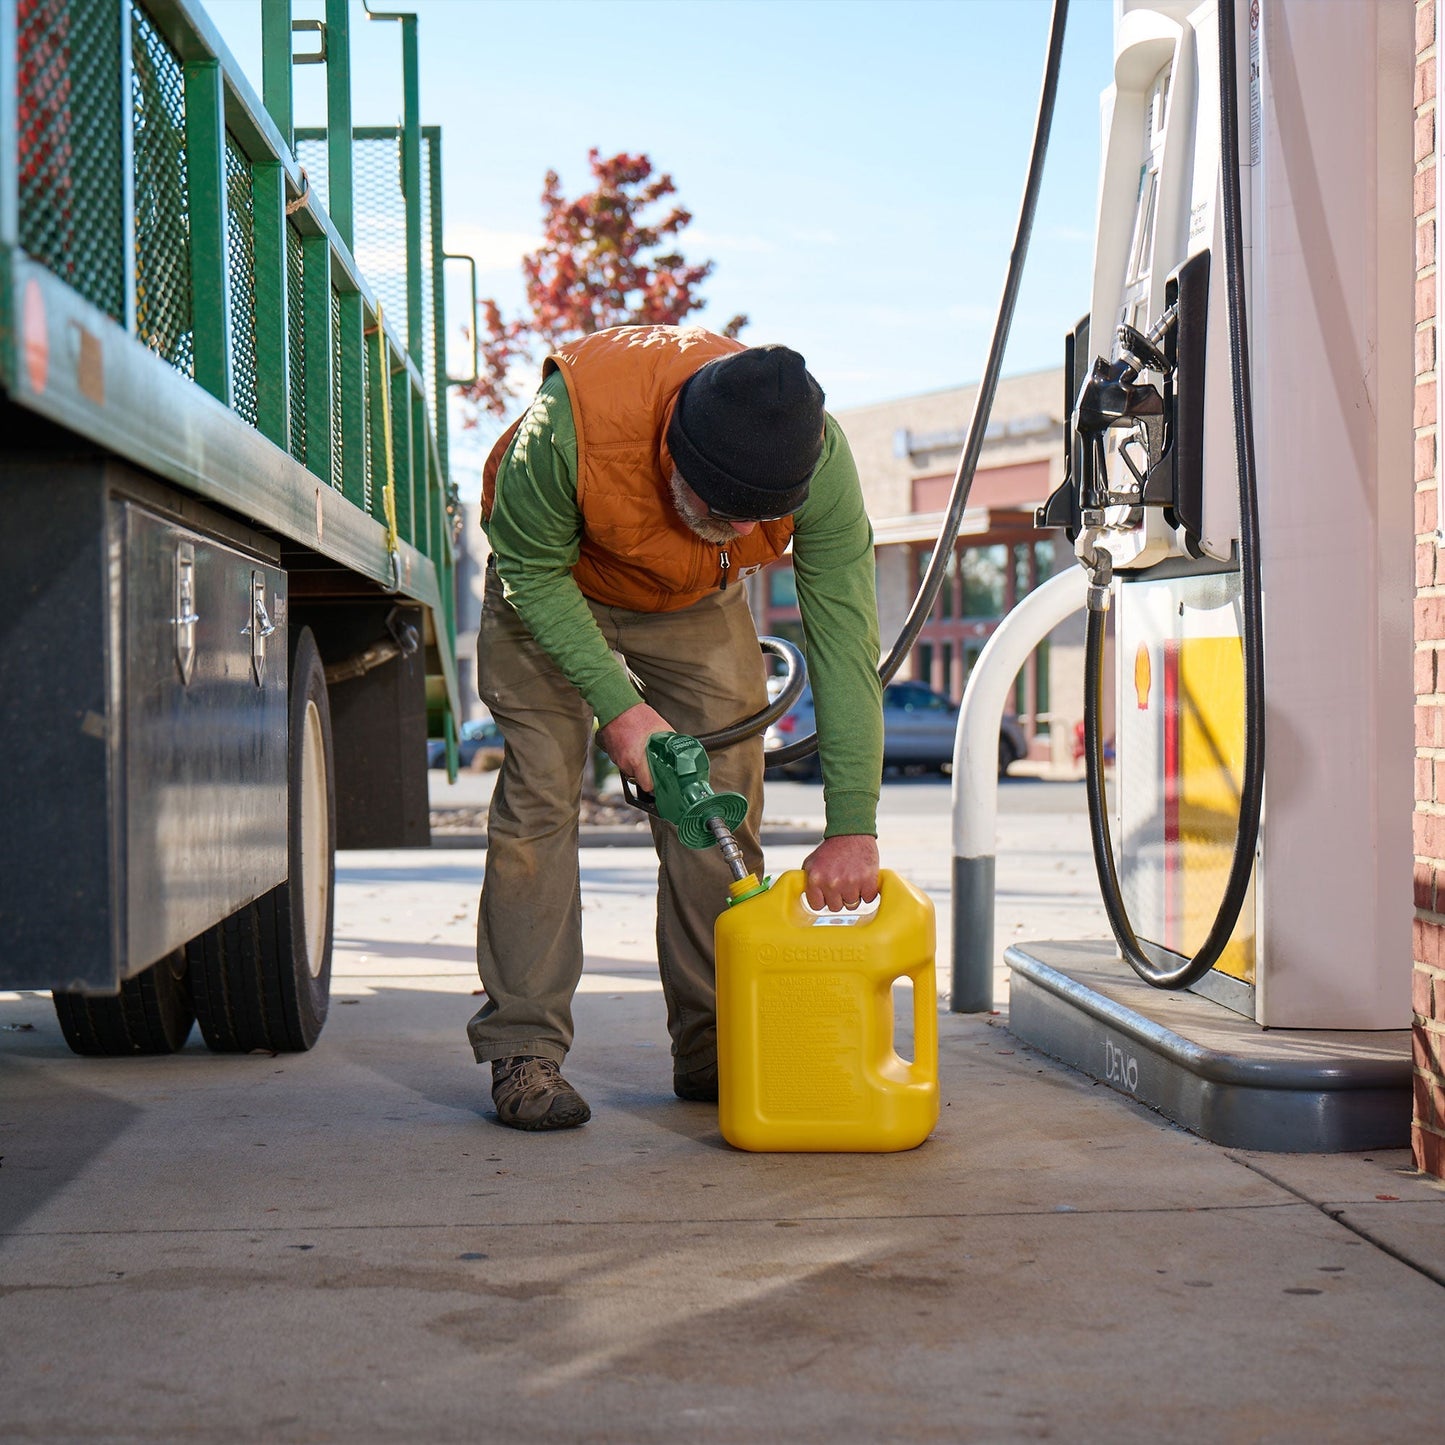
[483,326,795,612]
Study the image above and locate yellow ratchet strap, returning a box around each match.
[373,301,402,589]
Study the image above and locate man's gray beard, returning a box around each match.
[669,472,738,545]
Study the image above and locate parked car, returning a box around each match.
[763,682,1027,779]
[427,717,505,771]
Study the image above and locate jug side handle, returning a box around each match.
[910,962,939,1084]
[877,872,938,1083]
[869,872,938,1083]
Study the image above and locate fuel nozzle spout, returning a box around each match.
[621,733,771,905]
[705,812,751,884]
[705,812,769,906]
[1117,307,1177,378]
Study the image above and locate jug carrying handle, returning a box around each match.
[775,867,908,920]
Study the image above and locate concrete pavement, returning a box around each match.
[1,777,1442,1443]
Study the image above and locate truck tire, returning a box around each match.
[52,949,194,1055]
[190,627,336,1053]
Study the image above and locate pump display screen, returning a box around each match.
[1121,65,1172,337]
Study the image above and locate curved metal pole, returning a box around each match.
[949,567,1088,1012]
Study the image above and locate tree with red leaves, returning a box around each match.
[464,149,747,419]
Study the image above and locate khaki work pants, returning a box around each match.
[467,563,769,1074]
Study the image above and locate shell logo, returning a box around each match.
[1134,643,1152,711]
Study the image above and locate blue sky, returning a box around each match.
[201,0,1115,478]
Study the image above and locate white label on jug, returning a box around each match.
[759,974,864,1119]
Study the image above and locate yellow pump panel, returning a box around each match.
[1176,634,1254,983]
[1118,572,1256,991]
[715,869,939,1153]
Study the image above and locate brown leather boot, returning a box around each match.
[673,1059,719,1102]
[491,1056,591,1131]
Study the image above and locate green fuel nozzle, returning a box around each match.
[620,733,769,905]
[623,733,748,851]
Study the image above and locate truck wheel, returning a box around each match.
[190,627,336,1053]
[52,949,194,1055]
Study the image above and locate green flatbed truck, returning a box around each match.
[0,0,472,1054]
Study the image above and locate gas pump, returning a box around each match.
[1011,0,1416,1150]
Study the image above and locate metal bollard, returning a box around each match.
[949,567,1088,1012]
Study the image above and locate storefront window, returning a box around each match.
[964,642,984,691]
[768,566,797,609]
[1012,542,1033,604]
[962,545,1007,617]
[767,618,805,662]
[1018,639,1051,730]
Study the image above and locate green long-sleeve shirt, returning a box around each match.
[484,369,883,837]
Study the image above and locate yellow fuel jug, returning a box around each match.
[715,868,939,1152]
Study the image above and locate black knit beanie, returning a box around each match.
[666,345,825,518]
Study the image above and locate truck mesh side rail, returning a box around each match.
[3,0,462,727]
[18,0,128,323]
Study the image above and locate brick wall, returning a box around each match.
[1414,0,1445,1179]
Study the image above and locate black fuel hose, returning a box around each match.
[697,634,807,752]
[1084,0,1265,990]
[700,0,1070,763]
